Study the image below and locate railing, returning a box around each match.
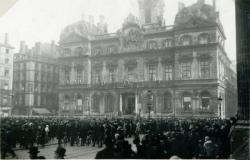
[93,33,118,40]
[59,80,174,89]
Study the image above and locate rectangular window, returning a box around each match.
[200,61,210,78]
[181,62,191,79]
[4,69,9,77]
[148,64,156,81]
[183,96,191,110]
[5,58,9,64]
[94,70,101,84]
[76,69,83,83]
[164,65,172,81]
[108,68,115,83]
[65,71,70,84]
[127,67,135,82]
[6,49,9,54]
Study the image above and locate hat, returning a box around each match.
[55,146,66,156]
[205,136,210,142]
[28,147,40,154]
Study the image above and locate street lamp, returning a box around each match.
[217,96,223,119]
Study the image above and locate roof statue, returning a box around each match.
[174,0,218,28]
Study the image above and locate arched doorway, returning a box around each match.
[163,92,172,113]
[122,93,135,115]
[105,93,114,113]
[92,94,100,113]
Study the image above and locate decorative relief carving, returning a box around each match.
[121,28,144,49]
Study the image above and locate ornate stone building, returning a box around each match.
[58,0,237,118]
[0,33,14,116]
[12,41,59,115]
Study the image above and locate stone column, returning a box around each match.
[119,93,123,113]
[103,61,107,83]
[158,57,163,80]
[192,52,199,79]
[70,62,74,84]
[135,92,138,114]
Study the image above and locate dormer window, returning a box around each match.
[147,40,158,49]
[63,48,71,57]
[163,39,173,48]
[198,33,210,44]
[94,47,102,55]
[180,35,192,46]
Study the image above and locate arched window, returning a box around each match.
[105,94,114,113]
[183,92,192,110]
[180,35,192,46]
[74,47,83,56]
[198,33,210,44]
[163,92,172,112]
[92,94,100,113]
[200,92,210,110]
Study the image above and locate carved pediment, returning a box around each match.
[178,54,193,62]
[197,53,212,60]
[121,27,144,49]
[161,57,174,64]
[106,61,118,69]
[145,57,158,65]
[60,33,88,44]
[124,59,137,68]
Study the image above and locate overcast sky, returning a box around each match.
[0,0,236,61]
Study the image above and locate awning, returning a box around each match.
[32,108,51,115]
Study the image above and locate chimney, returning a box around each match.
[88,15,94,25]
[35,42,41,54]
[19,41,26,53]
[178,2,185,11]
[4,33,8,45]
[213,0,216,11]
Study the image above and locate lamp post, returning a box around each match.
[217,96,223,119]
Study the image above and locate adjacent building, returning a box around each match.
[0,33,14,116]
[58,0,237,118]
[12,41,59,115]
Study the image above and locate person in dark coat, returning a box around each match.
[203,136,218,159]
[1,128,17,159]
[95,137,114,159]
[28,146,45,159]
[54,146,66,159]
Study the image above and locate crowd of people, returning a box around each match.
[1,116,237,159]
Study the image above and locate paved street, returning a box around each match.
[7,137,138,159]
[14,144,103,159]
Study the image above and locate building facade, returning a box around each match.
[12,41,59,115]
[236,0,250,120]
[58,0,237,118]
[0,33,14,116]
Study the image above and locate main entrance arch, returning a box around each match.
[122,92,135,115]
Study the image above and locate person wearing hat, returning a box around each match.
[28,146,45,159]
[203,136,217,159]
[54,146,66,159]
